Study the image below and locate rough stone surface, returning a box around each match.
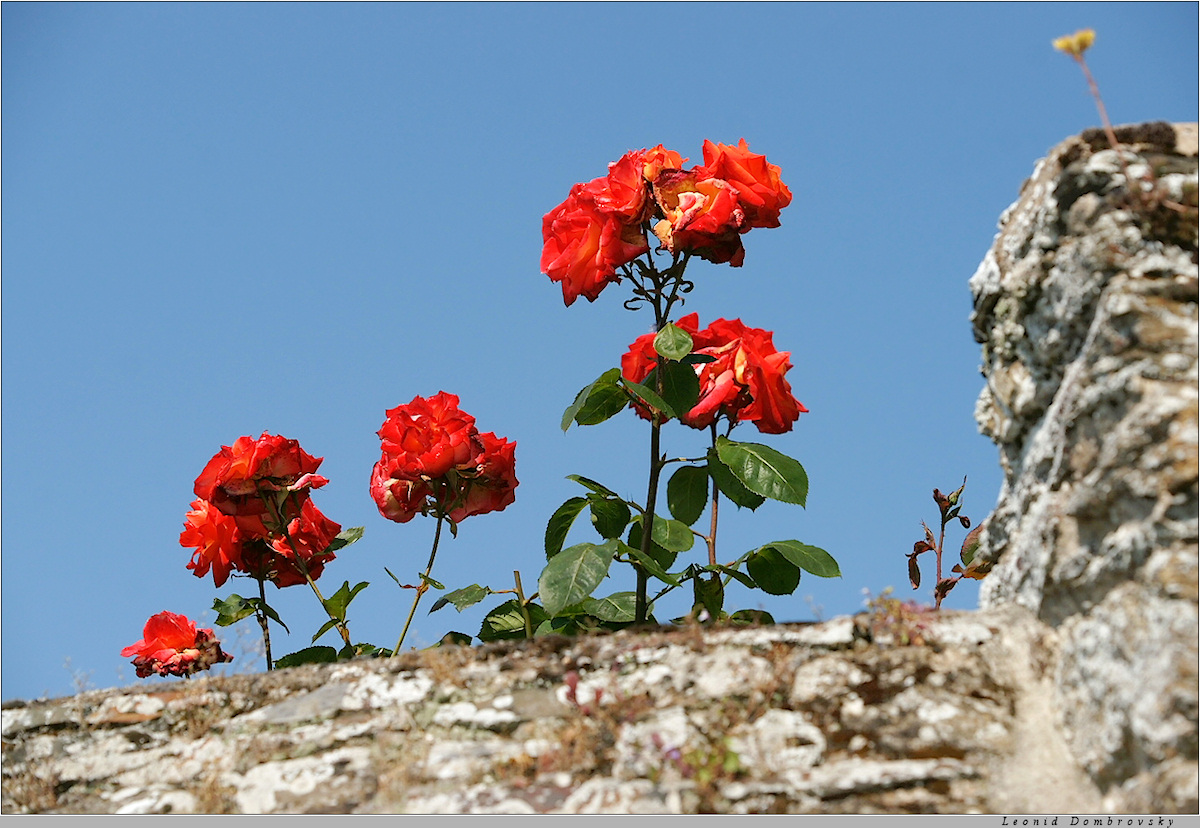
[3,124,1196,815]
[970,121,1198,811]
[2,609,1108,815]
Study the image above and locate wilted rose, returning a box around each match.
[121,611,233,679]
[651,170,746,266]
[448,431,519,522]
[541,188,649,306]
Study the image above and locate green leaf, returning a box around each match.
[625,522,678,573]
[430,584,492,613]
[478,600,549,642]
[212,594,257,627]
[620,377,675,420]
[705,563,757,590]
[418,574,445,591]
[340,643,387,659]
[746,546,802,595]
[538,542,614,617]
[312,618,340,643]
[692,573,725,618]
[623,544,681,586]
[707,449,766,510]
[589,495,631,540]
[634,513,695,553]
[581,592,640,623]
[667,466,709,526]
[761,540,841,578]
[545,496,588,559]
[566,474,620,499]
[435,632,474,647]
[715,437,809,506]
[730,609,775,627]
[562,368,624,431]
[275,646,338,668]
[654,322,694,361]
[325,526,365,554]
[212,594,289,634]
[322,581,370,621]
[654,361,701,421]
[961,523,985,565]
[682,353,717,366]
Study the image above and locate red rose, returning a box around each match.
[376,391,482,480]
[180,498,245,588]
[193,433,327,532]
[448,432,519,522]
[260,499,342,587]
[638,144,688,184]
[696,139,792,229]
[541,188,649,306]
[371,393,518,524]
[622,314,806,434]
[650,170,746,266]
[121,611,233,679]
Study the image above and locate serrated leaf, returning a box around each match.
[707,449,766,510]
[562,368,623,431]
[667,465,709,526]
[705,563,757,590]
[762,540,841,578]
[730,609,776,627]
[580,592,639,623]
[430,584,491,613]
[746,546,802,595]
[323,580,371,620]
[692,573,725,617]
[478,599,549,642]
[545,496,588,559]
[715,437,808,506]
[538,542,614,617]
[436,631,474,647]
[643,361,700,421]
[212,594,257,627]
[620,377,675,419]
[654,322,693,361]
[624,544,681,586]
[275,646,337,668]
[588,495,631,540]
[625,521,677,572]
[325,526,365,554]
[567,474,619,498]
[631,513,694,553]
[312,617,340,643]
[960,522,985,565]
[682,353,717,366]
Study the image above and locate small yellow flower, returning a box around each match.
[1053,29,1096,58]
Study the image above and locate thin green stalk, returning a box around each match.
[394,511,445,655]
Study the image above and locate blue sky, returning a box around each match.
[3,2,1196,701]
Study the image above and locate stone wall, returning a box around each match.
[970,121,1198,809]
[3,124,1196,815]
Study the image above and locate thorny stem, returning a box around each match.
[257,576,273,670]
[394,509,446,655]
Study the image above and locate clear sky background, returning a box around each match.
[3,2,1196,702]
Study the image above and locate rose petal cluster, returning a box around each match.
[121,611,233,679]
[541,140,792,305]
[181,432,341,588]
[370,392,518,524]
[622,313,807,435]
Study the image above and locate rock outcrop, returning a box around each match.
[3,124,1196,814]
[971,121,1198,810]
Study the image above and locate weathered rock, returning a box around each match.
[2,609,1104,814]
[971,121,1198,812]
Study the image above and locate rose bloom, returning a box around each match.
[121,611,233,679]
[448,431,519,522]
[180,498,245,588]
[193,432,328,532]
[376,392,483,480]
[622,313,806,434]
[371,393,518,524]
[240,499,342,587]
[696,139,793,229]
[541,188,649,306]
[650,170,746,266]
